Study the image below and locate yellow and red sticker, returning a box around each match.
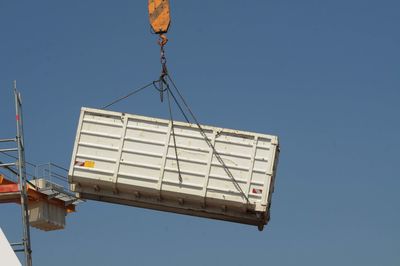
[75,160,95,168]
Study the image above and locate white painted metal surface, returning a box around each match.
[0,228,22,266]
[28,179,66,231]
[68,107,279,230]
[28,201,66,231]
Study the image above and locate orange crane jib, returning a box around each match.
[148,0,171,34]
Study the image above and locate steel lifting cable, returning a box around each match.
[165,74,251,205]
[99,37,249,202]
[166,86,183,183]
[101,81,156,109]
[156,38,185,183]
[97,46,185,183]
[100,36,168,109]
[165,87,190,124]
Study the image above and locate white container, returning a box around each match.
[68,107,279,230]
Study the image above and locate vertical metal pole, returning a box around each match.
[48,163,52,183]
[14,80,33,266]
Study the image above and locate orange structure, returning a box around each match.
[148,0,171,34]
[0,174,75,213]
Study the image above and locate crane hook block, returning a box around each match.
[148,0,171,34]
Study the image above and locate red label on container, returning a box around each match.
[252,188,263,194]
[74,161,85,166]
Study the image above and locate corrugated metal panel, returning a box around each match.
[68,107,279,230]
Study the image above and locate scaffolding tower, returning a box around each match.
[0,81,32,266]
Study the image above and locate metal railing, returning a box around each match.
[35,163,70,191]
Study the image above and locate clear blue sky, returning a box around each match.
[1,1,399,265]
